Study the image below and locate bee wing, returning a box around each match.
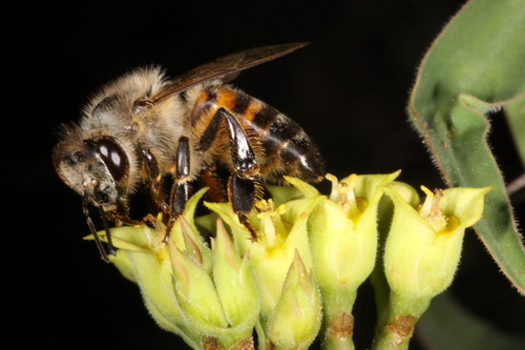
[150,42,309,104]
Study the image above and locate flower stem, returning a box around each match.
[320,288,357,350]
[322,312,355,350]
[371,292,431,350]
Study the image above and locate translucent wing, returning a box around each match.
[150,42,309,104]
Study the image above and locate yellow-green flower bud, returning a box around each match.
[168,238,229,330]
[210,219,260,344]
[170,237,258,349]
[206,194,322,328]
[307,172,400,348]
[309,171,400,291]
[372,185,491,349]
[89,188,233,349]
[382,185,491,299]
[169,188,213,274]
[97,224,202,348]
[267,250,321,350]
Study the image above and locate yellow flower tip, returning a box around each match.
[325,173,337,182]
[346,173,358,185]
[283,175,320,198]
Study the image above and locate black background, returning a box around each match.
[5,0,525,349]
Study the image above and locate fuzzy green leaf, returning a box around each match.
[408,0,525,293]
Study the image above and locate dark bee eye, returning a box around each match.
[95,139,129,182]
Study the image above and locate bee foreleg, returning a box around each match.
[82,191,112,263]
[164,136,191,243]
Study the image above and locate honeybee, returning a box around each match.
[53,43,325,261]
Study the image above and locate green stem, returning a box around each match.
[371,292,432,350]
[254,320,266,350]
[320,288,357,350]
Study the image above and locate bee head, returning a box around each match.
[52,128,132,213]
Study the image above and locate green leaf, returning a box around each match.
[505,93,525,166]
[417,294,525,350]
[408,0,525,293]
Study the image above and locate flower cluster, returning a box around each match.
[91,173,490,350]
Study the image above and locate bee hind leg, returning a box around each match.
[219,108,259,241]
[194,106,260,240]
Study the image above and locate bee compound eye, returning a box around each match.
[95,139,129,182]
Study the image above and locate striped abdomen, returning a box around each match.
[189,83,325,183]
